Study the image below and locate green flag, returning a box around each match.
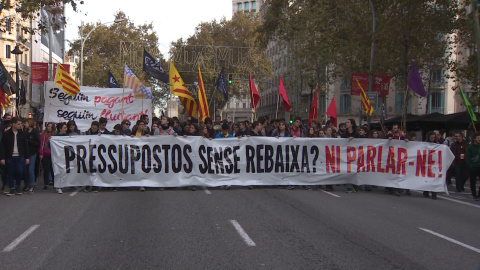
[459,86,477,122]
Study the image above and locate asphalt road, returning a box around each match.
[0,183,478,270]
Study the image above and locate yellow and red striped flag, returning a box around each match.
[197,65,209,121]
[0,89,10,108]
[55,63,80,96]
[169,61,197,117]
[356,78,373,116]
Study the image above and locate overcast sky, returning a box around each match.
[65,0,233,55]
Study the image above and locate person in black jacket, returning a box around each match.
[24,118,40,192]
[0,117,30,195]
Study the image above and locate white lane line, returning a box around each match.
[69,187,82,197]
[203,187,211,195]
[411,191,480,209]
[320,190,341,198]
[229,220,256,247]
[419,228,480,254]
[2,225,40,253]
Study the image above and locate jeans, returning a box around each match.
[468,167,480,199]
[26,154,37,187]
[455,163,468,191]
[42,156,54,187]
[5,156,26,190]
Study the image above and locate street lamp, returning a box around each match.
[11,44,23,117]
[80,18,125,85]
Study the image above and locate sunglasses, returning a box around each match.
[124,123,131,126]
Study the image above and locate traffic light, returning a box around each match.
[228,74,233,84]
[289,118,293,124]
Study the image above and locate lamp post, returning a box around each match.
[11,45,23,117]
[80,18,125,85]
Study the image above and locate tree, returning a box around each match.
[169,12,272,118]
[68,11,169,111]
[0,0,83,34]
[259,0,459,91]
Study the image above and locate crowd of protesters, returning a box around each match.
[0,112,479,201]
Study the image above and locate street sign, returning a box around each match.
[366,92,378,106]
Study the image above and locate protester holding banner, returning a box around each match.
[56,123,68,136]
[324,127,334,139]
[154,116,175,136]
[66,120,80,136]
[98,117,111,135]
[306,126,317,138]
[422,131,440,199]
[341,119,359,140]
[466,133,480,201]
[40,123,55,191]
[24,118,40,193]
[112,124,122,136]
[85,121,100,135]
[132,120,150,137]
[198,124,209,138]
[120,119,132,136]
[0,117,30,196]
[236,121,248,137]
[290,117,304,138]
[341,119,360,193]
[214,123,234,138]
[248,121,263,136]
[272,120,291,138]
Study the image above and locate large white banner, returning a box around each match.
[44,81,152,132]
[51,136,454,192]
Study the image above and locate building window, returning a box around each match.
[341,78,350,91]
[430,69,444,88]
[237,3,243,11]
[5,18,11,33]
[339,94,351,114]
[236,102,239,108]
[227,103,230,109]
[244,2,250,11]
[243,103,246,108]
[5,45,11,59]
[251,1,256,13]
[428,92,444,113]
[395,92,411,114]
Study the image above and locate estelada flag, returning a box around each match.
[248,73,260,110]
[169,61,197,117]
[278,76,291,111]
[0,89,10,108]
[55,63,80,96]
[197,65,209,121]
[356,78,373,116]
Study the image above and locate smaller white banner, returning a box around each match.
[43,81,152,132]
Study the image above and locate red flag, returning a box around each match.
[278,76,291,111]
[308,89,318,125]
[326,97,337,127]
[249,73,260,110]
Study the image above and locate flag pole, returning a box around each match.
[275,94,280,119]
[121,64,125,122]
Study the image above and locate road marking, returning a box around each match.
[203,187,211,195]
[419,228,480,254]
[2,225,40,252]
[320,190,341,198]
[69,187,82,197]
[229,220,256,247]
[411,191,480,209]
